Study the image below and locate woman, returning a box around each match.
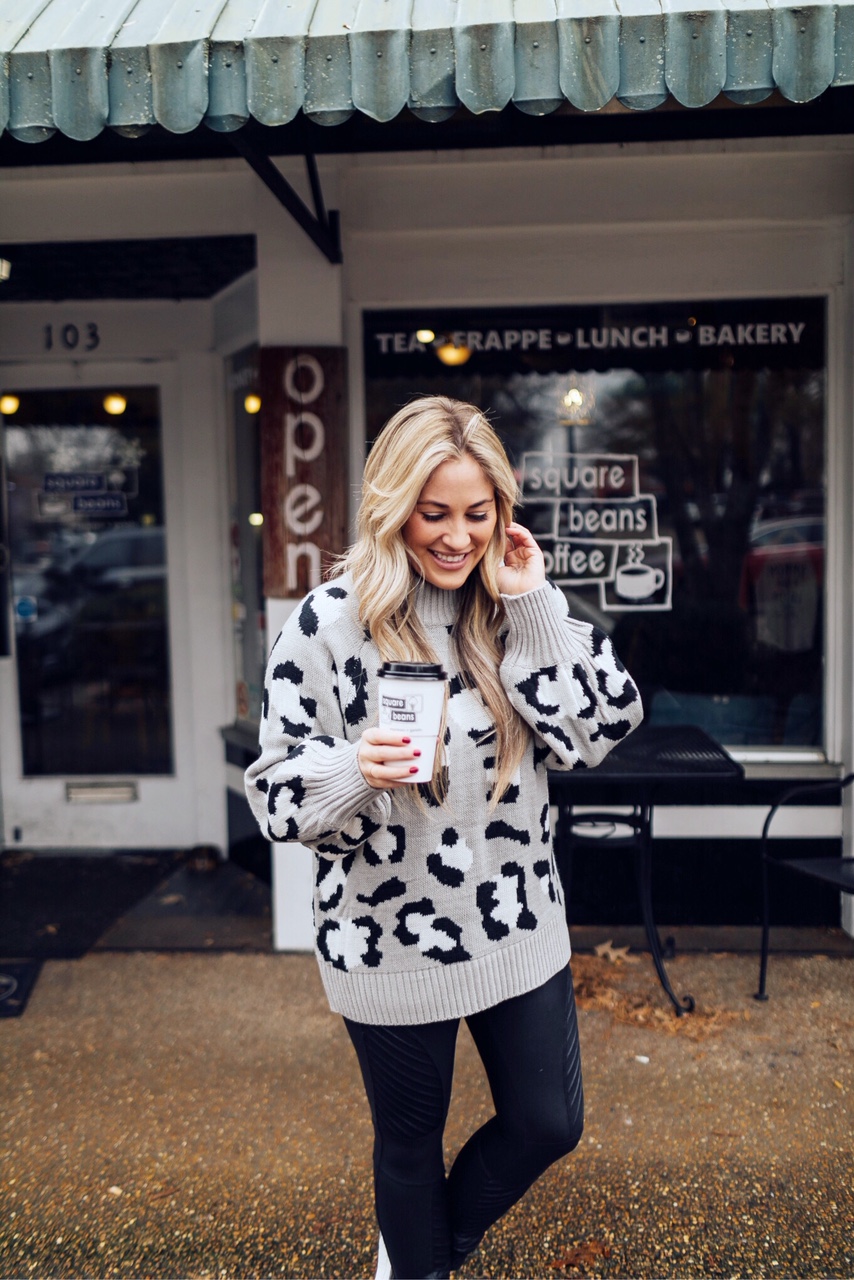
[245,396,642,1279]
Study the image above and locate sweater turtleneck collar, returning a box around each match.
[413,578,460,628]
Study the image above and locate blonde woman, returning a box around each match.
[245,396,642,1279]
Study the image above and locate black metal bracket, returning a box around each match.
[230,133,342,265]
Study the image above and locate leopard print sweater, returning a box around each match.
[245,574,642,1026]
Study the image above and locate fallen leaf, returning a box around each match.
[551,1241,612,1268]
[593,939,638,964]
[833,1080,843,1089]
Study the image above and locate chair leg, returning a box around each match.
[755,843,771,1001]
[632,818,695,1016]
[554,804,573,919]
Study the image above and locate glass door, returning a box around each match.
[0,363,196,847]
[5,385,171,776]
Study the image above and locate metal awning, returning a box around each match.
[1,0,852,144]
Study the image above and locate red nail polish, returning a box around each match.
[409,766,419,774]
[413,750,421,757]
[401,737,411,744]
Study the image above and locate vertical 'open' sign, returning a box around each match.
[259,346,349,599]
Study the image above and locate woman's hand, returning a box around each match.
[357,728,422,790]
[496,522,547,596]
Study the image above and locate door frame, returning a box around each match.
[0,357,209,849]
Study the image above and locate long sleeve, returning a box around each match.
[245,608,391,858]
[499,581,643,770]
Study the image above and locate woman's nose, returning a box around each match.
[441,520,471,549]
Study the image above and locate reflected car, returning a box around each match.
[14,526,167,685]
[46,525,165,597]
[739,516,825,650]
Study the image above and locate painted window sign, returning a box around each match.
[364,299,824,376]
[520,451,672,610]
[36,466,138,519]
[364,298,826,749]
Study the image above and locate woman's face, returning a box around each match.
[402,454,498,590]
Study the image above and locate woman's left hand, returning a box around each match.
[496,522,547,596]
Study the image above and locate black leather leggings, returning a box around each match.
[344,964,584,1279]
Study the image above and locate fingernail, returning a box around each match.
[409,766,419,774]
[401,737,411,744]
[413,750,421,757]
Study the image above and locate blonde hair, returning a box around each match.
[336,395,530,803]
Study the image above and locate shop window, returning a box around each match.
[2,387,172,775]
[364,299,826,750]
[225,345,265,725]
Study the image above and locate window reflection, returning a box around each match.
[364,303,826,749]
[3,389,172,775]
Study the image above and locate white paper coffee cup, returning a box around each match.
[377,662,448,783]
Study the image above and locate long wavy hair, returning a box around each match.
[335,396,530,803]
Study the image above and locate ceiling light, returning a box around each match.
[416,328,435,344]
[103,393,127,415]
[248,512,264,527]
[0,260,10,282]
[244,394,262,415]
[0,394,20,414]
[435,343,472,367]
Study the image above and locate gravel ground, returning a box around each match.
[1,949,852,1280]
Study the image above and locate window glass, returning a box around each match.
[364,300,826,749]
[2,386,172,775]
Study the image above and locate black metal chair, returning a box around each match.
[755,772,854,1000]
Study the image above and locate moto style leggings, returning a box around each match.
[344,963,584,1280]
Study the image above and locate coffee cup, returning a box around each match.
[377,662,448,782]
[615,562,665,601]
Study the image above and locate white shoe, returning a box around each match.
[375,1233,391,1280]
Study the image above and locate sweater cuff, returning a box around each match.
[299,737,390,822]
[501,583,574,667]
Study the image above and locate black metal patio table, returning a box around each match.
[549,723,744,1015]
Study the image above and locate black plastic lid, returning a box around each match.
[377,662,448,680]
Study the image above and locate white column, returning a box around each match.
[255,159,344,950]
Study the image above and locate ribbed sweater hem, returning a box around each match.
[320,912,571,1026]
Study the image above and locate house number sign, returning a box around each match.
[43,322,100,352]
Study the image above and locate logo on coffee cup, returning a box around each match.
[381,693,422,723]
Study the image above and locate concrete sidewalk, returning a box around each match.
[1,948,852,1279]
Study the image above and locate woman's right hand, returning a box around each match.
[357,728,422,790]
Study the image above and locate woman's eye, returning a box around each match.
[468,513,490,522]
[422,512,444,523]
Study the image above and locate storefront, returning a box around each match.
[1,0,853,944]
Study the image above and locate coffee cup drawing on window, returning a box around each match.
[615,559,666,601]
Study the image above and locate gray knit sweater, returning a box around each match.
[245,574,642,1026]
